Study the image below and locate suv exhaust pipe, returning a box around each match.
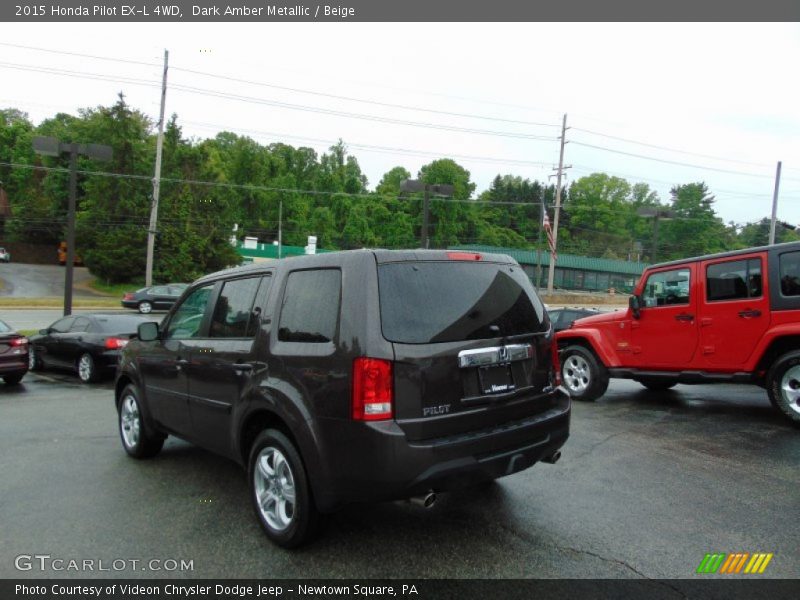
[408,491,437,508]
[542,450,561,464]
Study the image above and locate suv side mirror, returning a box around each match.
[137,321,160,342]
[629,295,641,319]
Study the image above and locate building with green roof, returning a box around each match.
[450,244,648,294]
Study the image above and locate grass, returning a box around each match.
[0,297,121,308]
[88,279,145,296]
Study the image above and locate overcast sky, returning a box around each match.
[1,22,798,227]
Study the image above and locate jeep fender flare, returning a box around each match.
[556,328,620,368]
[749,325,800,373]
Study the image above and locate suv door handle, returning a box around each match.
[674,313,694,322]
[230,362,254,372]
[738,309,762,318]
[175,358,189,366]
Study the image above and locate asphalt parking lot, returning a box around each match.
[0,372,797,580]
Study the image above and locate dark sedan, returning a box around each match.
[0,319,28,385]
[548,307,602,332]
[121,283,188,314]
[28,314,158,383]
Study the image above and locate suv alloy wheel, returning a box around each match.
[248,429,318,548]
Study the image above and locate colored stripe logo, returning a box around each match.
[697,553,773,574]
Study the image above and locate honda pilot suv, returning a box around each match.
[557,241,800,425]
[115,249,570,547]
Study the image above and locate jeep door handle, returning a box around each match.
[738,309,762,318]
[674,313,694,322]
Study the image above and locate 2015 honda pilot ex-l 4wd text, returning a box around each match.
[115,249,570,547]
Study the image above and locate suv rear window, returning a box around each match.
[378,261,546,344]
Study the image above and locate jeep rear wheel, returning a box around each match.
[561,345,609,402]
[766,351,800,425]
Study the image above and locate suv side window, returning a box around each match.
[707,259,761,301]
[165,284,213,340]
[779,251,800,296]
[642,268,690,307]
[210,277,262,339]
[278,269,341,343]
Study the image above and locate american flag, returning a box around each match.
[543,212,557,261]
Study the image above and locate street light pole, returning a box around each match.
[65,144,78,316]
[399,179,454,249]
[33,136,112,316]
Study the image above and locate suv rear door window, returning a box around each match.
[210,277,262,338]
[707,259,761,301]
[779,251,800,296]
[378,261,546,344]
[278,269,341,343]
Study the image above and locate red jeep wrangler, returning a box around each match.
[556,241,800,425]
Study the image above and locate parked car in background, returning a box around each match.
[0,247,10,262]
[548,307,602,332]
[0,319,28,385]
[116,249,570,547]
[121,283,188,314]
[29,313,158,383]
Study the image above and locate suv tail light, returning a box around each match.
[550,340,562,387]
[105,337,129,350]
[352,357,393,421]
[9,337,28,347]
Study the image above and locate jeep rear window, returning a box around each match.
[378,261,546,344]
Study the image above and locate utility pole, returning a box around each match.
[768,161,783,245]
[146,49,169,286]
[536,195,545,290]
[546,114,570,294]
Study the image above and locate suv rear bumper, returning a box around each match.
[310,388,570,512]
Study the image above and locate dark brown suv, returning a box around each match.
[115,249,570,547]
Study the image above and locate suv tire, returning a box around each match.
[118,384,165,458]
[249,429,319,548]
[561,345,609,402]
[766,351,800,425]
[637,378,677,392]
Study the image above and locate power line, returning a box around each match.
[0,42,162,69]
[4,161,796,220]
[0,60,558,142]
[182,120,552,168]
[572,126,775,169]
[171,67,560,128]
[570,140,779,179]
[168,82,558,141]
